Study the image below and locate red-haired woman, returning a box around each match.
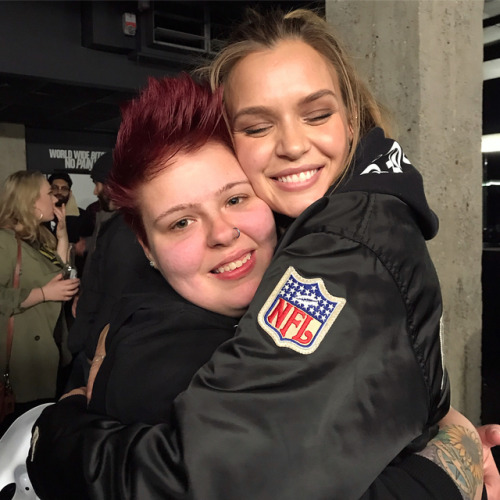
[80,74,278,425]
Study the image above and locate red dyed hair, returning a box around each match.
[108,73,232,244]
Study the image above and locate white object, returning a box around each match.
[122,13,137,36]
[0,403,53,500]
[482,133,500,153]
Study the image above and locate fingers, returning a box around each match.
[59,387,86,400]
[96,324,110,357]
[87,325,109,403]
[65,278,80,289]
[87,354,106,402]
[61,278,79,289]
[48,273,64,283]
[60,279,80,300]
[478,424,500,449]
[45,276,80,301]
[53,205,66,222]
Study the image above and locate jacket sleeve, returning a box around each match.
[27,397,462,500]
[27,226,450,499]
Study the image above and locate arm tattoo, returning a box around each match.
[417,424,482,500]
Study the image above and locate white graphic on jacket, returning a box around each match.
[258,266,346,355]
[360,141,411,175]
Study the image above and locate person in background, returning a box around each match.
[69,153,115,320]
[79,199,100,244]
[44,173,87,385]
[46,172,87,248]
[28,75,485,500]
[78,153,116,279]
[46,171,94,281]
[0,170,79,437]
[65,150,151,391]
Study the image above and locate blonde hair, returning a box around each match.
[0,170,56,249]
[204,7,392,181]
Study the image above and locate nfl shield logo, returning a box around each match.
[258,266,346,355]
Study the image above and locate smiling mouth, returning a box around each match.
[212,252,252,274]
[275,168,319,184]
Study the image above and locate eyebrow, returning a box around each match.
[231,89,337,122]
[153,180,251,224]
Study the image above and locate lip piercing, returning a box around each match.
[233,227,240,239]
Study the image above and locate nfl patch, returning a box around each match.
[258,266,346,355]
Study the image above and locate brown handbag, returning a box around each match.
[0,237,21,423]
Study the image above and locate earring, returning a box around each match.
[149,260,156,268]
[35,208,43,220]
[233,227,240,239]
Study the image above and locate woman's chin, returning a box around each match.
[224,287,260,318]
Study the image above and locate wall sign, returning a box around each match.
[26,128,115,175]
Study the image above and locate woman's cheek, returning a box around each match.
[244,205,277,249]
[235,140,261,176]
[151,238,190,277]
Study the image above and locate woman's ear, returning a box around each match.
[138,238,155,266]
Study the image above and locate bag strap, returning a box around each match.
[5,237,22,375]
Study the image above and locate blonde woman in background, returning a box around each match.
[0,170,79,435]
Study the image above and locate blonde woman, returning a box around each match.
[0,170,79,434]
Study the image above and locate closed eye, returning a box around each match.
[306,111,333,124]
[242,124,272,137]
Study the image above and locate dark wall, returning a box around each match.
[0,1,171,92]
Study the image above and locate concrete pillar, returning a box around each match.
[326,0,483,422]
[0,123,26,182]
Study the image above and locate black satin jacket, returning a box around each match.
[27,129,457,500]
[89,279,237,425]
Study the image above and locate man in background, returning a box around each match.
[79,153,117,279]
[46,172,89,258]
[66,152,150,389]
[46,172,90,391]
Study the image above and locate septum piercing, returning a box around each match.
[233,227,240,239]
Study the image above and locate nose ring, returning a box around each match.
[233,227,240,239]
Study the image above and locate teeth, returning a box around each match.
[277,169,318,184]
[214,252,251,274]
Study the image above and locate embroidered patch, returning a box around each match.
[258,266,346,355]
[360,140,411,175]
